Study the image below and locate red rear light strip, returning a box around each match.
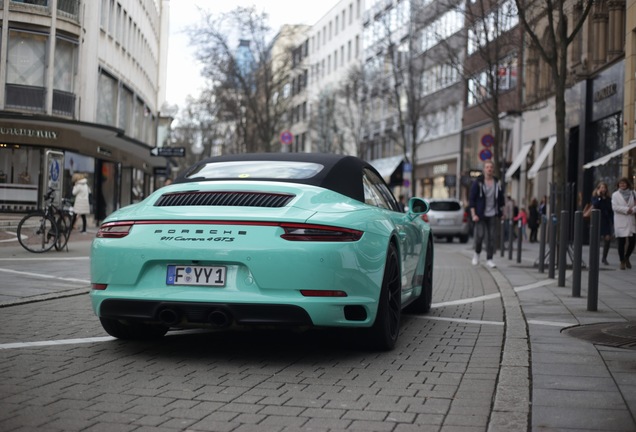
[97,220,363,242]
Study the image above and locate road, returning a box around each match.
[0,239,510,431]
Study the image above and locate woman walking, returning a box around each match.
[72,173,91,233]
[591,182,614,265]
[611,178,636,270]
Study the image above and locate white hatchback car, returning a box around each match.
[422,198,470,243]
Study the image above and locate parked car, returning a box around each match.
[90,153,435,351]
[422,198,470,243]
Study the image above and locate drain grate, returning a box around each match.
[563,322,636,350]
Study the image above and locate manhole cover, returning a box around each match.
[563,322,636,350]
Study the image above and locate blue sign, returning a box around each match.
[280,130,293,145]
[49,159,60,181]
[481,134,495,147]
[479,149,493,161]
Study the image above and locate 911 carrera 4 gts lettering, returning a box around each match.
[159,236,235,242]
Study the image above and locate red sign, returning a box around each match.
[280,130,293,145]
[481,134,494,147]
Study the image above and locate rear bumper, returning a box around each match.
[99,298,313,326]
[431,224,469,236]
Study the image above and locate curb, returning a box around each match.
[486,266,531,432]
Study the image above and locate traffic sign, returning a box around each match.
[150,147,186,157]
[481,134,494,147]
[280,130,293,145]
[479,148,493,161]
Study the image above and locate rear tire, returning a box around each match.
[405,241,433,314]
[364,243,401,351]
[446,236,453,243]
[17,212,58,253]
[100,317,168,340]
[459,235,469,244]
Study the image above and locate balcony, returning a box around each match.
[53,90,75,117]
[5,84,45,113]
[9,0,80,21]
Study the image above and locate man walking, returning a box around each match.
[469,160,505,268]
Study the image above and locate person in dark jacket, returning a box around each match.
[468,160,505,268]
[591,181,614,265]
[528,198,540,243]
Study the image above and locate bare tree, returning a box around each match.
[437,0,523,182]
[187,7,302,153]
[513,0,594,195]
[335,64,372,157]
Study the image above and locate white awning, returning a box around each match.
[582,140,636,169]
[369,155,405,181]
[527,135,557,179]
[505,142,533,181]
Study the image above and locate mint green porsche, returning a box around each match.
[90,153,433,350]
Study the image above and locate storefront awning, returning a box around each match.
[527,135,557,179]
[505,142,533,181]
[369,155,405,185]
[582,140,636,169]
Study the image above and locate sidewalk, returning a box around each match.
[477,239,636,431]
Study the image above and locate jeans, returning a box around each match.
[474,216,499,260]
[617,235,635,263]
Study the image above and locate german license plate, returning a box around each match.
[166,265,226,286]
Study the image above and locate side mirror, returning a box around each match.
[408,197,429,215]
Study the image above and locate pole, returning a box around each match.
[572,211,583,297]
[538,214,547,273]
[587,209,600,311]
[558,210,569,287]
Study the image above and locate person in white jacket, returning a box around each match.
[72,173,91,233]
[611,177,636,270]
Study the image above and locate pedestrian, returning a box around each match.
[397,194,406,212]
[528,198,540,243]
[72,173,91,233]
[591,181,614,265]
[469,160,505,268]
[514,207,528,241]
[611,177,636,270]
[539,195,548,217]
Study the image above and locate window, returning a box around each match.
[53,37,78,92]
[363,169,400,211]
[7,30,47,87]
[97,71,118,126]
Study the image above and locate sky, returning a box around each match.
[166,0,340,112]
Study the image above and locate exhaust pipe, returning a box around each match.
[208,308,232,328]
[157,308,181,326]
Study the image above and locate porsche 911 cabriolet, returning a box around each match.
[90,153,434,350]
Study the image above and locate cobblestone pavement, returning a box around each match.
[1,228,635,431]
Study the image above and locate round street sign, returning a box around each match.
[280,130,293,145]
[479,148,493,161]
[481,134,495,147]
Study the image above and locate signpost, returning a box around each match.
[150,147,186,157]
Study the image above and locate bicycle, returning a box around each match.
[17,188,75,253]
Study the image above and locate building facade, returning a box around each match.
[0,0,169,219]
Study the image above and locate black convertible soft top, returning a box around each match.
[174,153,385,203]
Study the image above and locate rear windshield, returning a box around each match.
[184,161,324,180]
[429,201,462,211]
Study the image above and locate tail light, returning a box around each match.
[280,223,362,242]
[463,211,469,223]
[421,214,429,222]
[97,222,134,238]
[92,283,108,290]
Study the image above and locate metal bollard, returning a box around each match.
[572,211,583,297]
[587,209,600,311]
[539,215,547,273]
[558,210,569,287]
[500,220,505,257]
[548,214,557,279]
[517,219,522,263]
[508,219,514,260]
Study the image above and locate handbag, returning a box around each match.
[582,203,593,219]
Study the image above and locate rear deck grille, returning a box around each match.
[155,191,295,208]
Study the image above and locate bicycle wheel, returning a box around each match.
[17,212,59,253]
[54,212,71,251]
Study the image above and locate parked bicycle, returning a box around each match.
[17,188,75,253]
